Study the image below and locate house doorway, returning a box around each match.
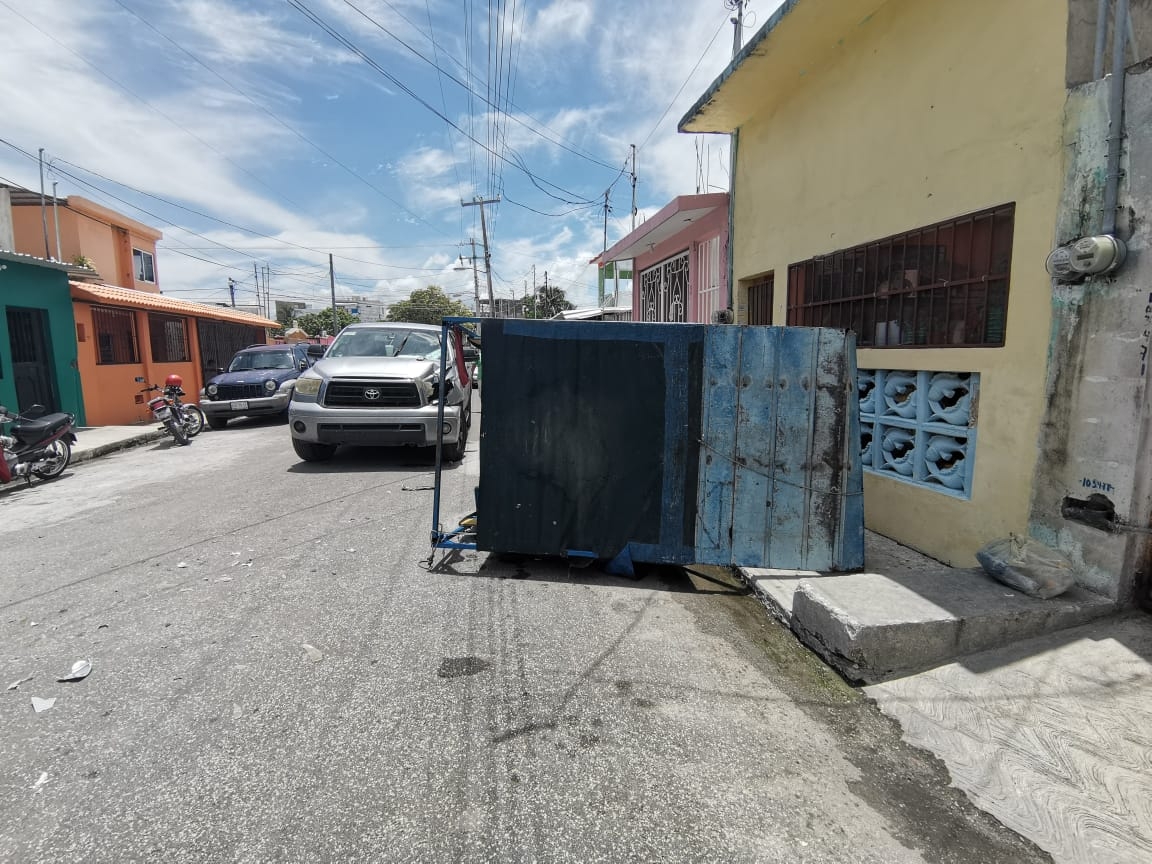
[639,252,689,322]
[197,320,265,383]
[745,273,774,325]
[6,306,59,412]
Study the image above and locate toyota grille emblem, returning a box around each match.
[363,388,382,400]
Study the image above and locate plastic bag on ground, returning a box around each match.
[976,535,1076,599]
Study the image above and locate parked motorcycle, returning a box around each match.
[0,404,77,486]
[135,375,204,446]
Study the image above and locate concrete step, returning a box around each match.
[741,532,1117,684]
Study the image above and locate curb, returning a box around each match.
[71,430,167,465]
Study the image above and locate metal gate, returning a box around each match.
[197,319,264,381]
[746,274,774,325]
[639,252,689,322]
[5,306,58,412]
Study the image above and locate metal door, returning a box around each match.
[5,306,59,412]
[197,320,264,382]
[639,252,689,322]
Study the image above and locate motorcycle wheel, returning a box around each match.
[32,439,71,479]
[183,405,206,437]
[167,417,190,446]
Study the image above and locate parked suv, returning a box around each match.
[288,322,474,463]
[201,343,319,430]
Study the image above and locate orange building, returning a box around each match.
[2,185,277,425]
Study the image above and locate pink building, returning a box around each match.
[598,193,729,324]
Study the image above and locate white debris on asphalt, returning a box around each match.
[30,697,56,713]
[302,644,323,663]
[7,675,33,691]
[176,562,188,569]
[57,660,92,682]
[33,772,49,791]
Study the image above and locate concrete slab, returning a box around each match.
[867,613,1152,863]
[72,425,166,464]
[741,532,1117,683]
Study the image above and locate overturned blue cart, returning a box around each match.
[430,317,864,574]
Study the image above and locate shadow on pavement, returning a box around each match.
[286,445,464,475]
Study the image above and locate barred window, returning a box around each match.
[787,204,1014,348]
[93,306,139,365]
[149,313,189,363]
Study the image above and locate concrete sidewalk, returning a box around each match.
[71,425,167,465]
[867,613,1152,863]
[741,532,1116,684]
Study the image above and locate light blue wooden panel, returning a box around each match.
[696,325,863,571]
[695,325,741,562]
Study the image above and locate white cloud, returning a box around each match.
[527,0,594,44]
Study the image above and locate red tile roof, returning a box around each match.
[70,282,277,328]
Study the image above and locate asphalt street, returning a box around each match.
[0,406,1049,863]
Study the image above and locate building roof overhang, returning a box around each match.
[70,281,278,328]
[599,193,728,264]
[678,0,885,133]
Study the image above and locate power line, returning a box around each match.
[287,0,606,206]
[638,11,730,152]
[0,0,304,214]
[107,0,444,235]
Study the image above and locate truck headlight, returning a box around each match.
[295,377,321,396]
[264,379,277,393]
[206,383,218,396]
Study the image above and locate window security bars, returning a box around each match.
[149,313,189,363]
[639,251,689,322]
[787,204,1015,348]
[93,305,139,365]
[859,369,979,498]
[697,236,721,324]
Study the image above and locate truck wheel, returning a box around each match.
[443,420,468,462]
[293,438,336,462]
[206,416,228,431]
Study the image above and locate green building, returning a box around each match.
[0,250,85,424]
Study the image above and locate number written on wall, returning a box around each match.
[1081,478,1116,494]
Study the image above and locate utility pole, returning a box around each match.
[254,262,262,317]
[728,0,746,56]
[228,277,236,308]
[329,253,338,338]
[602,190,610,253]
[630,144,638,231]
[461,196,499,316]
[38,148,50,259]
[466,239,481,315]
[51,181,62,261]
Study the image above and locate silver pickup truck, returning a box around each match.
[288,322,474,463]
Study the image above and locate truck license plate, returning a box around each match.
[231,401,249,410]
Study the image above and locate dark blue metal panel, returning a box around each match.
[475,320,862,571]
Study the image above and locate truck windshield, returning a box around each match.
[327,328,443,359]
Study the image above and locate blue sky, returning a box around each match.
[0,0,779,311]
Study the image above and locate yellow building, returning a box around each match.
[680,0,1077,566]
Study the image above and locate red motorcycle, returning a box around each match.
[0,403,76,486]
[135,375,204,447]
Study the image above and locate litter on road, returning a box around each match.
[30,697,55,713]
[7,675,33,691]
[176,562,188,569]
[302,644,323,663]
[56,660,92,682]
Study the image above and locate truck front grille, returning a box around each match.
[323,379,421,408]
[214,383,267,400]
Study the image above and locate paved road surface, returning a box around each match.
[0,411,1047,863]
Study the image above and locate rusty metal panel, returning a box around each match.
[696,326,863,570]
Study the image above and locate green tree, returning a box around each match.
[295,307,359,336]
[523,284,575,319]
[387,285,471,325]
